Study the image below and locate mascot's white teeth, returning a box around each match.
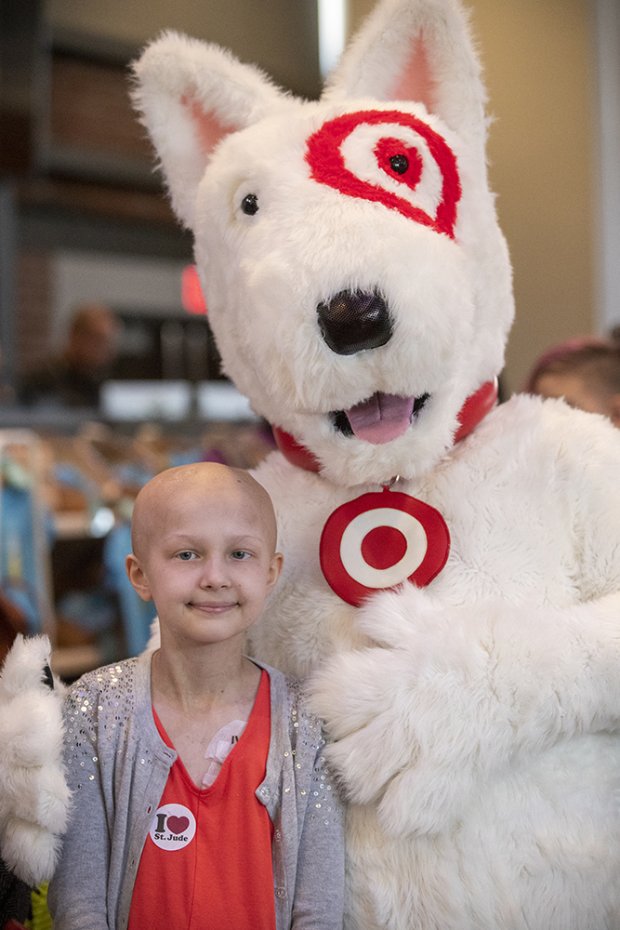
[332,392,429,444]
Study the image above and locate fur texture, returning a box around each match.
[0,636,69,886]
[133,2,620,927]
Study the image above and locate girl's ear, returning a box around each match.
[268,552,284,590]
[132,30,286,230]
[126,554,153,603]
[324,0,487,154]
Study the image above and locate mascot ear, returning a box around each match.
[325,0,487,151]
[132,31,285,229]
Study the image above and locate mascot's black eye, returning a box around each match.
[389,154,409,175]
[241,193,259,215]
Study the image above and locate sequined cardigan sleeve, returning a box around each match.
[264,667,345,929]
[48,651,345,930]
[48,653,175,930]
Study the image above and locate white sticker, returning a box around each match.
[149,803,196,851]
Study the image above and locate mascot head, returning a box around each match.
[133,0,513,487]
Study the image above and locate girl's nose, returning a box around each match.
[198,556,230,588]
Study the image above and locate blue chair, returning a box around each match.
[0,443,54,635]
[102,523,155,656]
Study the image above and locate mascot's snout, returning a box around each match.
[317,290,393,355]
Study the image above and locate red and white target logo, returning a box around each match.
[305,110,461,238]
[320,489,450,607]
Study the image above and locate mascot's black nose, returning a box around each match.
[317,290,393,355]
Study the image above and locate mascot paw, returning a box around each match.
[0,635,69,881]
[1,818,62,887]
[310,585,511,835]
[0,765,70,834]
[0,689,65,769]
[0,635,60,697]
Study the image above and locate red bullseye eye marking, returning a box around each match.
[374,137,423,189]
[320,489,450,606]
[305,109,461,238]
[361,524,407,570]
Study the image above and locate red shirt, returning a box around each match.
[128,670,275,930]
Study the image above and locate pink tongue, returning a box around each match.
[346,393,415,444]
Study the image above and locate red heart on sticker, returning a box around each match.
[167,816,190,835]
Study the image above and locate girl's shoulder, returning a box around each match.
[67,655,140,700]
[63,656,145,734]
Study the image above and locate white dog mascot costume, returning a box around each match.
[2,0,620,928]
[131,3,620,926]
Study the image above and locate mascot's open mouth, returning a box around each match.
[330,392,430,444]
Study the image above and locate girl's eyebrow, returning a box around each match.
[163,531,264,544]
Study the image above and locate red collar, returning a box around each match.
[271,380,498,474]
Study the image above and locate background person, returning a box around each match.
[523,331,620,425]
[19,303,121,409]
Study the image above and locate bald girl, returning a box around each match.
[129,462,279,561]
[125,461,283,788]
[50,465,345,930]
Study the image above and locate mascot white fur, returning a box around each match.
[132,1,620,927]
[0,635,68,890]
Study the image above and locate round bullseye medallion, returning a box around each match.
[320,488,450,606]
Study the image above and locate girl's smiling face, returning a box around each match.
[126,464,282,650]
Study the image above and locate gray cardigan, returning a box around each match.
[48,652,344,930]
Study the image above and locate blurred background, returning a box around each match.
[0,0,618,677]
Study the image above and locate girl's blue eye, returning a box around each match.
[231,550,251,561]
[177,551,196,561]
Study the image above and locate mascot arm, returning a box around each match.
[309,584,620,838]
[310,411,620,838]
[0,635,69,887]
